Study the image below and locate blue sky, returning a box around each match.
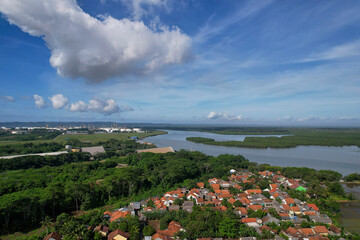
[0,0,359,125]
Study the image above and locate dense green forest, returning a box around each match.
[186,128,360,148]
[0,130,61,142]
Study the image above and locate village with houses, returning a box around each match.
[45,169,344,240]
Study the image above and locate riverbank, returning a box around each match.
[186,128,360,148]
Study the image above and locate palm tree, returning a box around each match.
[41,216,53,235]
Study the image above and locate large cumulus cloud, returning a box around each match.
[70,98,133,116]
[0,0,192,83]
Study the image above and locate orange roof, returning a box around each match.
[152,232,171,240]
[103,210,112,217]
[270,184,278,190]
[219,193,233,199]
[272,193,280,198]
[313,226,329,234]
[109,211,131,222]
[249,205,262,211]
[228,198,236,205]
[214,189,221,194]
[241,218,257,223]
[211,184,220,189]
[284,198,295,205]
[282,204,291,211]
[246,189,262,194]
[291,206,300,212]
[240,197,251,205]
[308,237,330,240]
[144,206,153,211]
[234,184,242,189]
[237,207,248,214]
[303,211,317,216]
[220,205,228,211]
[307,203,319,211]
[300,228,315,236]
[284,227,298,236]
[279,213,289,218]
[221,190,230,194]
[197,182,205,188]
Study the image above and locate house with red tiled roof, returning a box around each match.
[152,232,172,240]
[144,206,153,212]
[197,182,205,188]
[220,205,228,211]
[272,192,280,198]
[108,229,130,240]
[210,183,220,190]
[270,184,278,190]
[299,228,315,237]
[218,193,233,199]
[291,206,301,214]
[278,213,290,220]
[240,197,251,205]
[245,189,262,194]
[282,227,301,238]
[44,232,61,240]
[308,237,330,240]
[307,203,319,211]
[281,204,291,211]
[241,218,262,227]
[107,210,131,222]
[303,211,317,216]
[313,226,330,236]
[228,198,236,205]
[248,205,262,211]
[196,198,204,205]
[153,221,183,240]
[236,207,248,216]
[283,198,295,205]
[208,178,220,184]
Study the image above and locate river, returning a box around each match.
[145,130,360,176]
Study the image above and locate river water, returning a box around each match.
[145,130,360,176]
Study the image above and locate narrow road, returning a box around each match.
[0,151,68,159]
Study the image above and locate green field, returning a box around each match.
[186,128,360,148]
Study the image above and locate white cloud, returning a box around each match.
[337,116,359,121]
[194,0,272,43]
[283,116,293,121]
[49,94,68,109]
[0,0,192,83]
[33,94,46,108]
[303,40,360,62]
[0,95,15,102]
[69,98,133,115]
[69,101,88,112]
[119,0,171,20]
[297,115,327,122]
[207,111,243,121]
